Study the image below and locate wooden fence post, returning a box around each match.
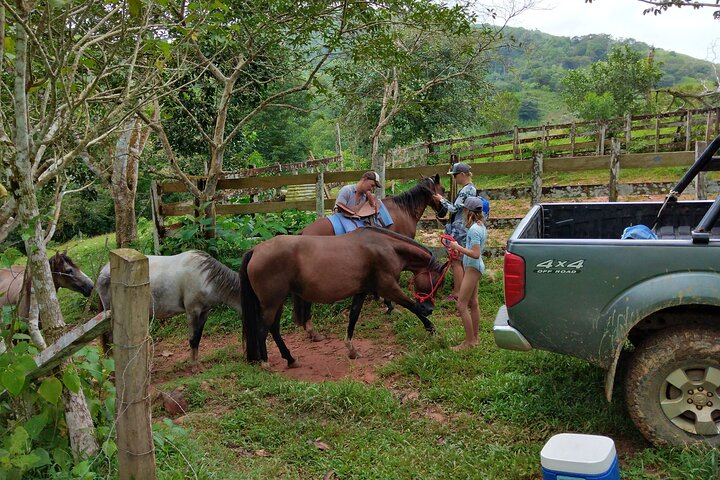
[513,125,519,160]
[685,109,692,151]
[335,123,344,171]
[149,181,163,255]
[377,151,386,199]
[654,115,660,152]
[625,114,632,151]
[111,249,155,480]
[609,137,621,202]
[530,151,543,206]
[695,140,708,200]
[598,123,606,155]
[705,110,713,142]
[570,122,576,156]
[315,167,325,218]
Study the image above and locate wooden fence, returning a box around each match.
[151,147,708,245]
[386,107,720,166]
[150,108,720,244]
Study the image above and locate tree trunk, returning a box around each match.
[11,19,98,460]
[112,117,148,248]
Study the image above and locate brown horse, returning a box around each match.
[297,174,446,339]
[239,227,448,366]
[0,252,94,310]
[301,174,445,238]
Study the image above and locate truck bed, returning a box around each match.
[517,200,718,240]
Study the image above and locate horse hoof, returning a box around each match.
[347,349,361,360]
[190,362,203,374]
[287,360,301,369]
[260,361,271,370]
[308,331,326,342]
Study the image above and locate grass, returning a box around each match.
[145,288,719,479]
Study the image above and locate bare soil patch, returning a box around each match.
[150,322,402,386]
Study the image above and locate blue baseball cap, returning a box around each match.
[464,196,490,216]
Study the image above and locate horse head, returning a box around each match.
[420,174,445,214]
[49,252,94,297]
[410,256,449,314]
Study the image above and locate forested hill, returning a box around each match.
[490,26,716,123]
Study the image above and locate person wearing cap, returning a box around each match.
[432,162,477,300]
[447,196,487,350]
[334,171,382,215]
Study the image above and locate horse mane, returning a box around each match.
[386,177,435,216]
[49,252,77,270]
[196,252,241,300]
[364,227,444,271]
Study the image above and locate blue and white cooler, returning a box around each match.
[540,433,620,480]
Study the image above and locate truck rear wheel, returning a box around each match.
[625,325,720,447]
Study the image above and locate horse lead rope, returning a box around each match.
[409,234,459,303]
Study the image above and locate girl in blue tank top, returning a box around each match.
[447,196,487,350]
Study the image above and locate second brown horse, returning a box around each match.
[239,227,448,366]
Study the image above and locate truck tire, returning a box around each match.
[625,325,720,447]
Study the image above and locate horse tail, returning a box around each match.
[239,249,262,362]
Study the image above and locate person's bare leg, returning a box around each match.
[452,268,481,349]
[469,278,480,340]
[450,259,464,298]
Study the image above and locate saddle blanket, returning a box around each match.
[328,201,394,235]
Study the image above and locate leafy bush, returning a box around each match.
[0,325,116,478]
[161,208,316,269]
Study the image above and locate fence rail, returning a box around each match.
[387,107,720,166]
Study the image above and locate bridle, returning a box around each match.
[408,234,459,303]
[409,258,451,304]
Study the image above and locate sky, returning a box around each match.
[495,0,720,61]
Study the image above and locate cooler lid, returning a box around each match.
[540,433,617,475]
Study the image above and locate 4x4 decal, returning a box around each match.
[534,259,585,274]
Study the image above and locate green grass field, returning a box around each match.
[44,226,720,480]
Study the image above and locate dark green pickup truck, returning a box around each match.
[494,135,720,447]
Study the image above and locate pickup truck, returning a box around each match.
[494,135,720,447]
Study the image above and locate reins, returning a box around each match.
[409,234,461,303]
[409,261,451,304]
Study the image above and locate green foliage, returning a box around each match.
[161,209,316,268]
[330,8,490,151]
[0,337,116,478]
[560,45,663,121]
[480,91,520,133]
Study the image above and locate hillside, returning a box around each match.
[489,27,717,124]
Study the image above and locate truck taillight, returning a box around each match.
[504,252,525,308]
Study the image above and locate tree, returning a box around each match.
[332,3,531,191]
[1,0,174,458]
[654,40,720,108]
[561,45,662,121]
[147,0,405,230]
[585,0,720,19]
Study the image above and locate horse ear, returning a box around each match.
[434,174,440,184]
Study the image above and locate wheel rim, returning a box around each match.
[659,365,720,436]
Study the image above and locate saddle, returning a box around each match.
[336,201,381,225]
